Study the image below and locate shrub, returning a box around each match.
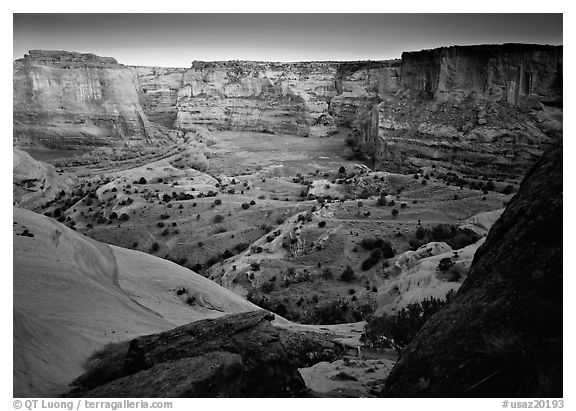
[241,203,250,209]
[360,293,454,349]
[119,213,130,221]
[234,243,250,253]
[151,242,160,252]
[318,220,326,228]
[359,238,395,258]
[250,200,256,205]
[138,177,147,184]
[274,303,288,317]
[438,257,455,272]
[338,166,346,174]
[109,212,118,220]
[376,197,387,206]
[361,248,382,271]
[261,282,274,293]
[251,262,261,271]
[213,214,225,223]
[322,267,333,280]
[214,199,222,205]
[391,208,399,217]
[340,265,355,282]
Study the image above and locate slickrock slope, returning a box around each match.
[67,311,345,397]
[352,44,563,178]
[13,207,258,397]
[13,147,73,208]
[383,144,562,397]
[13,50,163,149]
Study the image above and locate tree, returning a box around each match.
[391,208,399,218]
[138,177,147,184]
[338,166,346,174]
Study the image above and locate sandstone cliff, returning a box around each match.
[352,44,563,178]
[13,50,164,149]
[14,46,562,180]
[383,144,562,397]
[13,52,402,147]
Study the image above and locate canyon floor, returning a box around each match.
[14,126,514,396]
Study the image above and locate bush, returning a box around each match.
[109,212,118,220]
[318,220,326,228]
[214,199,222,205]
[338,166,346,174]
[322,267,333,280]
[360,293,454,349]
[213,214,225,223]
[151,242,160,252]
[340,265,355,282]
[119,213,130,221]
[251,262,261,271]
[361,248,382,271]
[250,200,256,206]
[359,238,395,258]
[274,303,288,317]
[438,257,455,272]
[234,243,249,253]
[261,282,274,293]
[138,177,147,184]
[241,203,250,210]
[376,197,387,206]
[391,208,399,217]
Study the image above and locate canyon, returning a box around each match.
[12,44,563,398]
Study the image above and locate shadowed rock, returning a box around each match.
[383,144,562,397]
[68,310,346,397]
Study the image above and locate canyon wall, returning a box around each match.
[13,52,401,148]
[353,44,563,178]
[13,50,166,149]
[14,46,562,179]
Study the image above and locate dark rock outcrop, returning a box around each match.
[383,144,562,397]
[68,310,346,397]
[401,44,562,105]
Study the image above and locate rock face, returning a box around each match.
[383,144,562,397]
[13,46,562,179]
[401,44,562,105]
[13,52,401,147]
[352,44,563,178]
[69,310,346,397]
[173,60,400,137]
[13,50,164,149]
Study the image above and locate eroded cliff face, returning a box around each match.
[170,60,400,137]
[14,46,562,179]
[13,52,402,148]
[353,44,563,178]
[13,50,168,149]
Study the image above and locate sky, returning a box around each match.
[13,14,563,67]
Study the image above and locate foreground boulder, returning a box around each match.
[67,311,345,397]
[384,144,562,397]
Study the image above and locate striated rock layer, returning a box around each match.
[13,51,401,147]
[14,46,562,179]
[383,144,562,397]
[352,44,563,178]
[13,50,169,149]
